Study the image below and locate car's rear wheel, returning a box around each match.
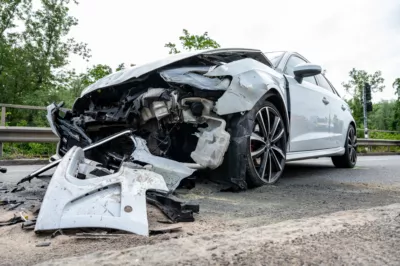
[246,101,287,187]
[331,124,357,168]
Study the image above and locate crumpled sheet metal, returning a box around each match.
[35,146,169,236]
[160,66,230,91]
[131,137,196,191]
[205,58,283,116]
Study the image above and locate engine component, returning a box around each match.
[190,116,231,169]
[181,98,214,124]
[141,107,154,122]
[139,88,178,123]
[190,102,203,117]
[151,101,170,120]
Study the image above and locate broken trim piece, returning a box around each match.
[35,146,169,236]
[17,130,134,185]
[131,137,196,191]
[147,191,199,223]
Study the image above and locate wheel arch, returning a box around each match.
[350,121,356,132]
[265,88,290,141]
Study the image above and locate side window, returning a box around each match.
[284,56,317,85]
[317,74,334,93]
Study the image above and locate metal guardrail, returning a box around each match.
[0,103,400,157]
[0,125,398,149]
[0,127,58,143]
[0,103,54,156]
[357,139,400,146]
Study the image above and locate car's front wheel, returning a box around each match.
[246,101,287,187]
[331,124,357,168]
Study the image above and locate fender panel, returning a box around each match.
[205,58,288,119]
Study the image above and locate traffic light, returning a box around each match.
[365,83,371,101]
[364,82,373,112]
[366,102,373,112]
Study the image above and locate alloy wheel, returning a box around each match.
[347,127,357,164]
[250,106,286,184]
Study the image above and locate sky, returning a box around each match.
[67,0,400,102]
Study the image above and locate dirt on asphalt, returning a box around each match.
[1,158,400,265]
[33,203,400,266]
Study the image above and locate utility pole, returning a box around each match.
[363,83,368,139]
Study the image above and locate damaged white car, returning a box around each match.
[24,48,358,191]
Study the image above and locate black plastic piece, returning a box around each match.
[146,191,199,223]
[190,102,204,117]
[0,167,6,174]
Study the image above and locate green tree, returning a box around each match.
[393,78,400,130]
[81,64,112,87]
[164,29,220,54]
[393,78,400,99]
[342,69,385,126]
[0,0,91,106]
[368,101,396,130]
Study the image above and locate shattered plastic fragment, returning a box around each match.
[131,137,196,191]
[147,191,199,223]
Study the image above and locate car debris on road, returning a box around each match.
[9,48,283,236]
[4,130,200,236]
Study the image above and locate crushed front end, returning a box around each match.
[46,49,277,190]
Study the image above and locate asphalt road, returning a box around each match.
[1,155,400,265]
[2,155,400,226]
[2,155,400,185]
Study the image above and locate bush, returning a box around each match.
[3,143,57,159]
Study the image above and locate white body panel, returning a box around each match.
[287,78,333,151]
[35,146,169,236]
[268,51,356,161]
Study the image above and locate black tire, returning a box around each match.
[331,124,357,168]
[245,100,287,187]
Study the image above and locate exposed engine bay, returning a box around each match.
[43,49,287,190]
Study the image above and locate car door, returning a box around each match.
[315,74,346,148]
[283,55,333,152]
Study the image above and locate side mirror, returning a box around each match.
[293,63,322,83]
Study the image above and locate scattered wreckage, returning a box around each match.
[14,48,291,236]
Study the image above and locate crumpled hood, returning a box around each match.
[80,48,264,96]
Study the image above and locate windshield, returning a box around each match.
[264,51,285,68]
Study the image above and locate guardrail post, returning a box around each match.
[0,106,5,157]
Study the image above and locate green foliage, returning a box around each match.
[392,78,400,131]
[342,69,385,127]
[3,143,57,159]
[393,78,400,98]
[368,101,399,131]
[0,0,91,106]
[165,29,220,54]
[81,64,112,87]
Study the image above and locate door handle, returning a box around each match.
[322,97,329,105]
[341,105,346,111]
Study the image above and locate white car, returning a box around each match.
[44,48,357,190]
